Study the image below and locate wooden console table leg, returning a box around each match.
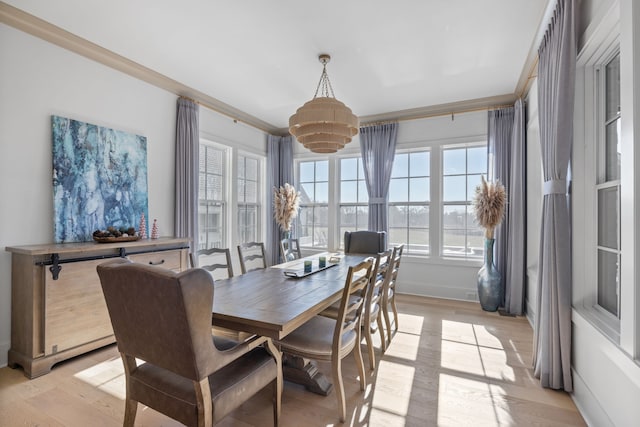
[282,353,333,396]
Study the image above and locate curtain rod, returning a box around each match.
[518,55,539,99]
[360,102,517,127]
[178,95,244,125]
[181,95,518,132]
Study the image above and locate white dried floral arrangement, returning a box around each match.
[473,176,506,239]
[273,183,300,232]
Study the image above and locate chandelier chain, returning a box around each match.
[313,64,335,99]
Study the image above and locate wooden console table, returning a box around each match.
[5,237,190,378]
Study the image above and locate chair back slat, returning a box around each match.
[333,258,374,348]
[390,243,404,284]
[190,247,234,279]
[237,242,267,274]
[368,249,392,314]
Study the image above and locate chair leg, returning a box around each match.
[376,312,386,353]
[332,357,346,423]
[363,317,375,371]
[390,294,399,333]
[194,378,213,427]
[382,302,392,348]
[354,331,366,392]
[121,354,138,427]
[123,398,137,427]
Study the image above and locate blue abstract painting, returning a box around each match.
[52,116,148,243]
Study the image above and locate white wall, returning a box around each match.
[0,23,266,368]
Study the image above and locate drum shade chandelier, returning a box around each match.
[289,54,359,154]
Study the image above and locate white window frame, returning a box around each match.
[237,152,262,244]
[440,143,487,260]
[296,158,331,249]
[388,149,431,256]
[573,8,623,342]
[594,51,622,321]
[198,140,229,250]
[291,137,486,266]
[338,156,369,247]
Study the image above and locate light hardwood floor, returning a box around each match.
[0,295,585,426]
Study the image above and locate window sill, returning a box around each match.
[572,303,620,345]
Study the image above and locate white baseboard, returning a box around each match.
[398,280,479,302]
[525,297,535,328]
[571,367,614,427]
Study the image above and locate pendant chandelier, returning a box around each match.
[289,54,359,154]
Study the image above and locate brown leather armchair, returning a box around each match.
[97,258,282,426]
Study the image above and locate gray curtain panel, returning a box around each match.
[488,106,514,308]
[266,134,293,265]
[533,0,576,392]
[360,123,398,233]
[489,100,527,316]
[505,99,527,315]
[174,97,199,255]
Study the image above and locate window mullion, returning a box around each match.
[432,145,441,258]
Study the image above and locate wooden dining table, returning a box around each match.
[211,252,370,395]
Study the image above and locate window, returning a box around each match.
[339,157,368,241]
[575,25,624,341]
[198,144,226,250]
[441,145,486,259]
[388,151,430,255]
[237,154,260,244]
[298,160,329,248]
[596,52,621,319]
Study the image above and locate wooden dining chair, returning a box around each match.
[190,247,256,342]
[237,241,267,274]
[382,244,404,347]
[319,250,392,370]
[189,247,234,280]
[96,258,282,427]
[280,238,302,262]
[276,258,374,423]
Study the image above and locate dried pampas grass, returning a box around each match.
[473,176,506,239]
[273,183,300,232]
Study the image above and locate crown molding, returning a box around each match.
[0,1,278,134]
[1,1,534,137]
[358,93,518,125]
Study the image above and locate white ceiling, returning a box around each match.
[4,0,552,131]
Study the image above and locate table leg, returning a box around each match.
[282,353,333,396]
